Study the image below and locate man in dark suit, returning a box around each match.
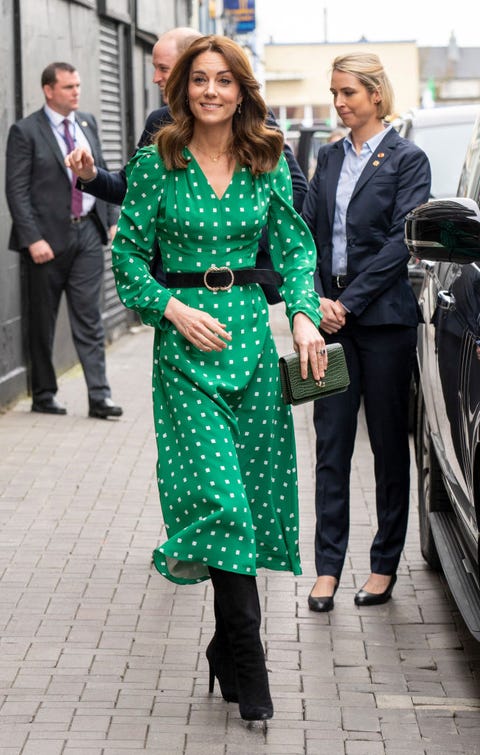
[6,61,122,418]
[66,28,308,305]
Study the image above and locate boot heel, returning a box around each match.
[206,636,238,702]
[208,657,215,694]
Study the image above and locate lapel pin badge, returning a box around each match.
[81,120,88,127]
[378,152,385,158]
[372,160,380,166]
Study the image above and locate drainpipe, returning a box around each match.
[13,0,23,119]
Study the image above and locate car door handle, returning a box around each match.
[437,290,456,311]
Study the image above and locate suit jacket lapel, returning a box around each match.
[350,129,397,201]
[37,110,70,176]
[326,141,345,227]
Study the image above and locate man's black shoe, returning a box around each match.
[88,398,123,419]
[31,397,67,415]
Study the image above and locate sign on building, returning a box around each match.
[223,0,255,34]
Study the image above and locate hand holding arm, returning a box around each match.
[319,298,346,334]
[292,312,327,381]
[65,148,97,181]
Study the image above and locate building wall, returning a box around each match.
[20,0,102,116]
[0,0,23,405]
[0,0,194,409]
[137,1,175,32]
[264,42,420,125]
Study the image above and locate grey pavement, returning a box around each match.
[1,305,479,755]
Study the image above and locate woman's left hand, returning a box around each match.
[292,312,327,380]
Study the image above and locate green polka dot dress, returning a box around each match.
[112,145,321,585]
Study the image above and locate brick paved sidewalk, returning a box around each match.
[0,307,479,754]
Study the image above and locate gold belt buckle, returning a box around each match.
[203,265,234,292]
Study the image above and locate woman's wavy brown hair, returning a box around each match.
[155,35,283,176]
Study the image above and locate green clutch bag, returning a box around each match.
[279,342,350,405]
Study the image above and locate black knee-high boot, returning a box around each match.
[206,595,238,702]
[208,567,273,721]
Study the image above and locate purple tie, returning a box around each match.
[62,119,83,219]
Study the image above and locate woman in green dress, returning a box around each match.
[112,35,326,722]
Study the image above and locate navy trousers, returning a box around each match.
[313,320,417,579]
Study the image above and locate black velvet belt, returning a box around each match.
[165,266,283,292]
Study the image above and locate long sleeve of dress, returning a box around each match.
[111,147,172,329]
[265,155,322,330]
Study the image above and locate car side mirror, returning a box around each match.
[405,197,480,264]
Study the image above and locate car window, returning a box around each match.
[307,130,334,179]
[457,119,480,204]
[410,122,475,198]
[292,127,334,180]
[285,130,300,155]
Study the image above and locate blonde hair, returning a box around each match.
[331,52,394,120]
[156,35,283,175]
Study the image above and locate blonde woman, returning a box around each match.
[303,52,431,613]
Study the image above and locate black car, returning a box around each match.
[286,123,343,180]
[394,105,480,199]
[393,105,480,298]
[405,153,480,640]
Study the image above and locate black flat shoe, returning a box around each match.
[308,581,338,613]
[32,397,67,415]
[88,398,123,419]
[354,574,397,606]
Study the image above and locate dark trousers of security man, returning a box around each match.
[25,217,110,406]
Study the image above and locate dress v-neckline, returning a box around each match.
[186,148,238,201]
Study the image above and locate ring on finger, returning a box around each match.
[317,348,326,356]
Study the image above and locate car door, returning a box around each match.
[429,259,480,553]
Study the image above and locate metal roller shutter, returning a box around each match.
[98,21,130,336]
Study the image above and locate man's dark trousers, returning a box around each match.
[26,217,110,403]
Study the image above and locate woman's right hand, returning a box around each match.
[65,148,97,181]
[164,297,232,352]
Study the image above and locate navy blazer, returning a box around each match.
[302,128,431,327]
[6,109,118,253]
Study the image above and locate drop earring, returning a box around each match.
[237,102,242,115]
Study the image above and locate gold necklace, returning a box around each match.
[190,142,229,162]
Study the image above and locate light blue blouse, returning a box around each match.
[332,125,392,276]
